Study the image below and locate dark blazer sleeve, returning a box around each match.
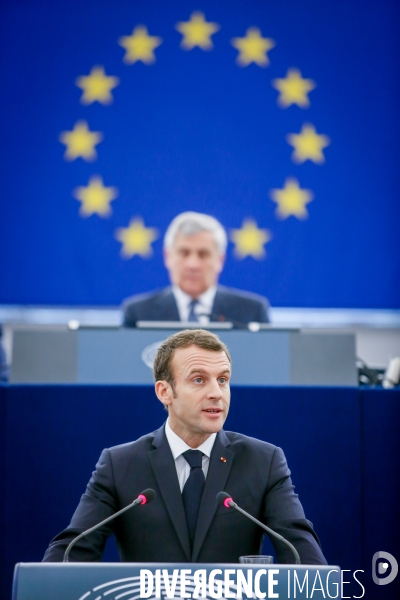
[122,294,148,327]
[262,446,327,565]
[122,288,180,327]
[255,297,269,323]
[212,286,270,325]
[43,449,117,562]
[123,300,138,328]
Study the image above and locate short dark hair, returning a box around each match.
[153,328,231,388]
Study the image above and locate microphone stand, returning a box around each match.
[217,492,301,565]
[63,489,155,562]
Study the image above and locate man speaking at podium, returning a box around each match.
[122,212,269,327]
[43,329,326,564]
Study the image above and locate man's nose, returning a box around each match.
[184,252,202,268]
[207,379,223,399]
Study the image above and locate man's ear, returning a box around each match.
[155,380,173,409]
[163,247,171,270]
[218,253,226,274]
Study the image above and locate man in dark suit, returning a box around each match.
[123,212,269,327]
[43,329,326,564]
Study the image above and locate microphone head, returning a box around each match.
[138,488,156,505]
[216,491,233,508]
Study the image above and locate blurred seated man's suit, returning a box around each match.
[123,212,269,327]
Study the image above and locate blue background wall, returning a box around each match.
[1,0,399,308]
[1,384,399,599]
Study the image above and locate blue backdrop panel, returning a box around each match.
[1,0,399,309]
[361,388,400,599]
[3,385,164,580]
[1,385,400,599]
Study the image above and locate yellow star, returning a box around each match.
[73,176,118,218]
[231,219,272,259]
[59,121,103,162]
[287,123,331,164]
[270,178,314,219]
[115,218,159,258]
[272,68,316,108]
[231,28,275,67]
[118,26,162,65]
[175,12,220,50]
[75,66,119,105]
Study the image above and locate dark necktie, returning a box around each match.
[187,299,199,322]
[182,450,205,546]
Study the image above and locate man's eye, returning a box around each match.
[218,377,228,384]
[194,377,203,383]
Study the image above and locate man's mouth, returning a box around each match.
[203,408,222,414]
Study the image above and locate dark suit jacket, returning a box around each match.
[43,426,326,564]
[122,286,269,328]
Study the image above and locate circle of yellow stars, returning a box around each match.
[73,176,118,218]
[270,178,314,220]
[231,220,272,259]
[59,11,331,259]
[115,218,159,258]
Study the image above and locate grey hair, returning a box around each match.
[163,211,227,254]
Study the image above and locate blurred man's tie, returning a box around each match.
[188,299,199,322]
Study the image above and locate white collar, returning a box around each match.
[172,285,217,318]
[165,419,217,459]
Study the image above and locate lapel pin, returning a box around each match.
[220,457,227,463]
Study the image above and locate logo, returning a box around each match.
[77,572,250,600]
[141,340,164,368]
[372,551,398,586]
[78,576,140,600]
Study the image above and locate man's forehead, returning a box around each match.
[172,345,231,374]
[173,231,218,251]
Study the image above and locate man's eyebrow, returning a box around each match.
[187,369,207,376]
[187,368,231,377]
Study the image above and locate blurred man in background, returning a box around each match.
[123,212,269,327]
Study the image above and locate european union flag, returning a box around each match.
[1,0,399,308]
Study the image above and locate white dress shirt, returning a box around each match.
[172,285,217,324]
[165,419,217,492]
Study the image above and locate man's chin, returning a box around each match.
[179,282,208,298]
[200,414,225,432]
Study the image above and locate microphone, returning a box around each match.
[63,488,156,562]
[216,491,301,565]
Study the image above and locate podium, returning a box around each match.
[13,563,341,600]
[10,327,357,385]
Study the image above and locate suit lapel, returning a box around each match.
[148,426,191,560]
[157,289,180,321]
[191,430,234,561]
[211,289,224,322]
